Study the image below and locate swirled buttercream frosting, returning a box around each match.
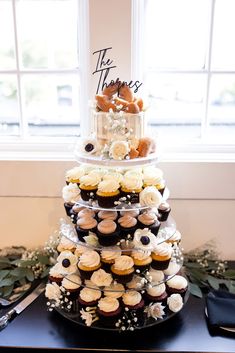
[113,255,134,270]
[98,297,119,312]
[118,215,137,228]
[121,174,143,191]
[166,275,188,290]
[104,283,125,298]
[62,274,81,289]
[79,250,100,268]
[98,211,118,220]
[62,183,80,203]
[79,287,101,302]
[77,217,97,230]
[97,220,117,234]
[122,290,142,306]
[98,179,120,193]
[138,213,156,225]
[152,242,173,258]
[147,283,166,297]
[101,246,121,261]
[80,173,101,187]
[90,269,113,287]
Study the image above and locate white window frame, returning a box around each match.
[132,0,235,161]
[0,0,89,160]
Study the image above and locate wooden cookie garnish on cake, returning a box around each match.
[137,137,153,157]
[125,102,140,114]
[119,84,134,102]
[102,82,120,98]
[129,146,139,159]
[96,95,116,112]
[135,97,144,112]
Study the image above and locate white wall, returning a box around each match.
[0,0,235,260]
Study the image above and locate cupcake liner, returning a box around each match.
[166,285,188,298]
[97,193,120,208]
[121,190,140,204]
[97,306,122,327]
[144,291,168,304]
[96,230,120,246]
[111,271,134,284]
[151,258,171,270]
[80,188,97,201]
[64,202,73,216]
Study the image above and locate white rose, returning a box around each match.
[167,294,183,313]
[109,140,130,160]
[139,186,163,207]
[45,283,61,303]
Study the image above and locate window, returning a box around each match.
[0,0,83,139]
[143,0,235,146]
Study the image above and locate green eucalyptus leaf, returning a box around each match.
[0,257,11,264]
[189,282,203,298]
[25,269,34,282]
[2,284,14,298]
[0,277,16,286]
[37,255,50,265]
[184,262,201,269]
[40,267,50,278]
[207,275,220,290]
[12,259,37,267]
[0,263,11,270]
[0,270,10,281]
[10,267,27,277]
[223,270,235,279]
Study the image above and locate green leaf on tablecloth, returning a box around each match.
[25,268,34,281]
[184,262,201,269]
[10,267,27,278]
[37,255,50,265]
[222,270,235,279]
[189,282,203,298]
[40,267,50,278]
[0,257,11,264]
[2,284,14,297]
[11,259,37,267]
[0,263,11,270]
[0,277,16,287]
[207,275,220,290]
[19,277,27,286]
[0,269,10,281]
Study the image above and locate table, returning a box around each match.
[0,292,234,353]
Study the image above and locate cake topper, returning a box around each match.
[92,47,143,94]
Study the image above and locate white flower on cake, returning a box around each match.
[56,250,78,275]
[144,302,165,320]
[139,186,163,207]
[81,137,99,155]
[167,294,183,313]
[80,309,93,326]
[45,283,61,304]
[133,228,158,251]
[109,140,130,160]
[62,183,80,203]
[90,269,113,287]
[83,232,99,247]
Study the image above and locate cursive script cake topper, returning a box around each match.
[92,47,142,94]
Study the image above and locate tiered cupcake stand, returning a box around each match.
[55,154,189,331]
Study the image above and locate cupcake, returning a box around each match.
[62,183,81,216]
[96,179,120,208]
[76,217,97,240]
[78,287,102,307]
[61,273,81,298]
[143,167,164,192]
[158,202,171,222]
[100,246,122,270]
[166,230,182,247]
[57,235,76,253]
[126,275,145,290]
[90,269,113,288]
[97,220,120,246]
[103,172,124,184]
[79,173,101,201]
[119,238,135,256]
[77,208,96,219]
[98,210,118,221]
[156,179,166,196]
[122,291,145,311]
[147,267,165,285]
[138,212,161,236]
[131,249,152,272]
[132,228,158,252]
[104,283,125,299]
[57,250,78,275]
[74,243,89,258]
[77,250,101,279]
[145,283,168,303]
[121,174,143,204]
[151,242,173,270]
[118,215,137,236]
[48,263,64,284]
[120,210,140,217]
[65,166,85,186]
[166,275,188,297]
[163,262,181,277]
[111,255,135,284]
[97,297,122,326]
[69,205,86,224]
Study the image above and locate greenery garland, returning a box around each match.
[0,236,235,302]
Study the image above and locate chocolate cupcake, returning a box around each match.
[96,180,121,208]
[65,166,85,186]
[166,275,188,297]
[97,220,120,246]
[48,263,64,284]
[77,250,101,279]
[145,283,168,304]
[100,246,122,271]
[98,210,118,221]
[158,202,171,222]
[151,242,173,270]
[77,208,96,219]
[62,183,81,216]
[147,267,165,285]
[78,286,102,307]
[138,212,161,236]
[118,215,137,237]
[97,297,122,327]
[122,290,145,311]
[76,217,97,240]
[120,174,143,204]
[61,273,81,299]
[79,174,101,201]
[111,255,135,284]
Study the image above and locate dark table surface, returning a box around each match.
[0,292,235,353]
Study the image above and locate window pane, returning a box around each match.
[21,74,80,136]
[145,73,206,141]
[212,0,235,70]
[0,1,16,69]
[208,75,235,142]
[145,0,210,70]
[0,75,20,136]
[17,0,78,69]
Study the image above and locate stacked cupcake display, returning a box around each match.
[45,83,188,331]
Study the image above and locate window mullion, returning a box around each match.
[202,0,215,142]
[12,0,28,139]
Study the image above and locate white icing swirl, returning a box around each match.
[139,186,162,208]
[109,140,130,160]
[62,274,81,290]
[65,166,85,182]
[131,249,151,260]
[83,232,99,246]
[122,291,142,306]
[80,173,101,187]
[166,275,188,290]
[57,236,75,252]
[163,262,181,276]
[90,269,113,287]
[74,244,88,257]
[113,255,134,270]
[148,268,165,283]
[143,167,163,186]
[147,283,166,297]
[104,283,125,298]
[169,230,182,242]
[167,293,183,312]
[121,174,143,191]
[152,242,173,258]
[79,250,100,268]
[45,283,61,303]
[101,246,122,261]
[98,179,120,193]
[62,183,80,203]
[126,275,145,290]
[79,287,101,302]
[103,172,124,184]
[98,297,119,312]
[49,263,64,278]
